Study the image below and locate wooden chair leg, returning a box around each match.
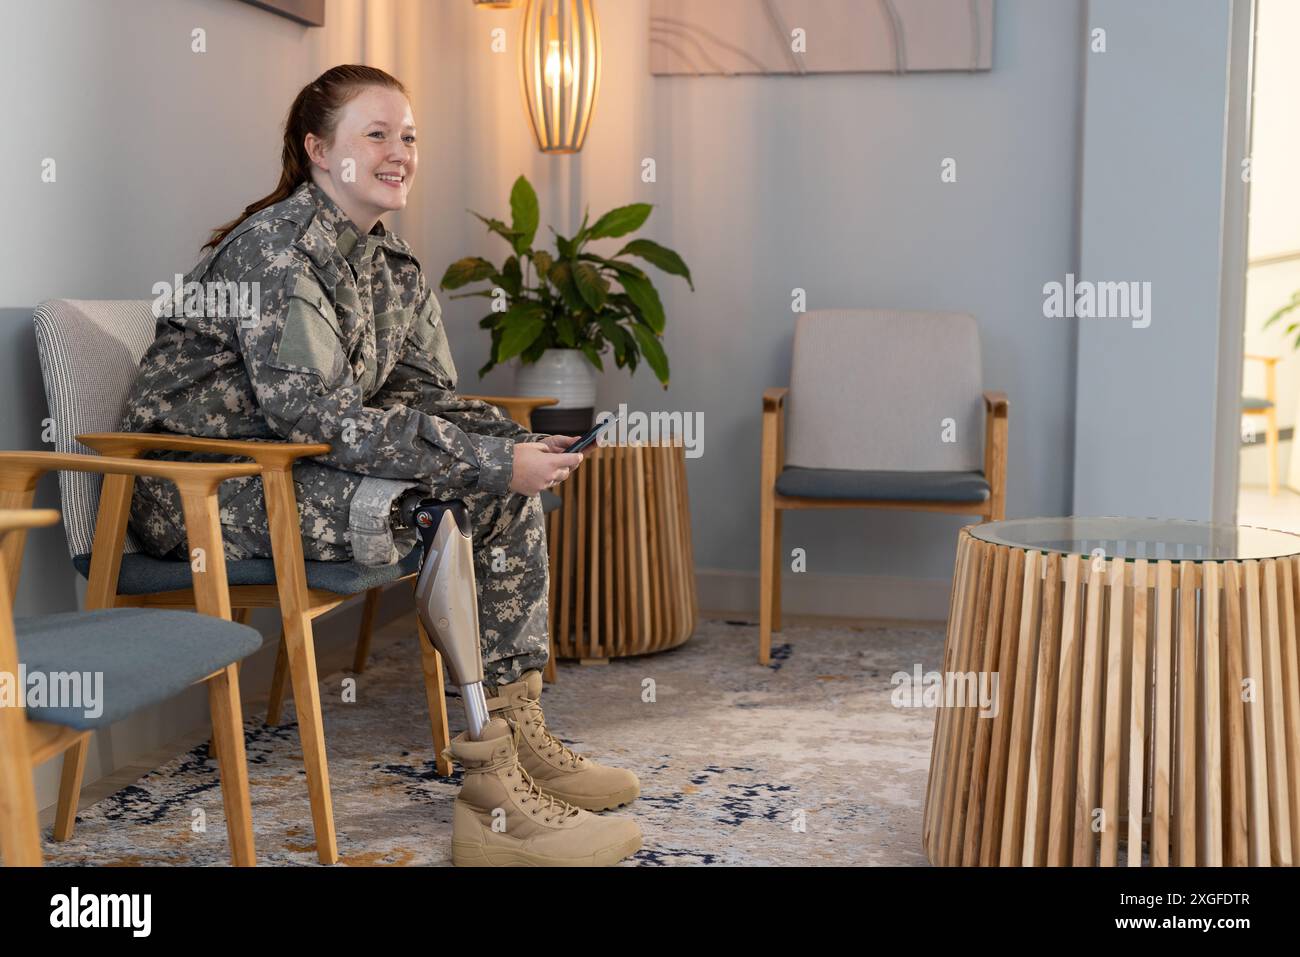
[266,630,289,726]
[772,508,783,633]
[52,736,89,841]
[0,729,41,867]
[416,616,453,776]
[352,588,381,674]
[233,608,251,625]
[544,631,558,684]
[280,613,338,865]
[1266,409,1280,497]
[207,663,256,866]
[759,497,776,665]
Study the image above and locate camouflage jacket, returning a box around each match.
[122,180,545,556]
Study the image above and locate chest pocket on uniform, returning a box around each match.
[408,294,457,390]
[270,275,347,383]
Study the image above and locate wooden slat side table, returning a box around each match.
[546,441,698,662]
[923,517,1300,867]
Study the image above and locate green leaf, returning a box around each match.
[630,324,669,386]
[497,304,546,361]
[588,203,653,240]
[532,250,553,282]
[472,211,524,247]
[572,261,609,310]
[500,256,522,297]
[616,271,665,334]
[551,227,576,260]
[509,176,540,255]
[440,256,498,290]
[548,261,587,313]
[580,342,605,372]
[580,253,647,280]
[616,239,694,290]
[522,335,550,363]
[557,314,577,347]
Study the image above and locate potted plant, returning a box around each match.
[440,175,693,431]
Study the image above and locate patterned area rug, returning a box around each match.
[41,617,945,866]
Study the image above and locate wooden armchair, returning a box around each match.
[33,299,561,866]
[0,452,264,866]
[759,309,1009,663]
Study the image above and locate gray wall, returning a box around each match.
[1073,0,1236,521]
[430,0,1085,610]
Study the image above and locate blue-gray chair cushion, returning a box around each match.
[14,608,263,730]
[72,493,560,596]
[1242,396,1274,412]
[72,547,425,596]
[775,466,991,503]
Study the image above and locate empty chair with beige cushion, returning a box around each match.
[759,309,1009,662]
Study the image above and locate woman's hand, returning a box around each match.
[509,440,584,496]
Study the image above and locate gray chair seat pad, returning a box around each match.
[776,466,991,503]
[72,547,426,596]
[14,608,263,730]
[71,492,559,597]
[1242,396,1274,412]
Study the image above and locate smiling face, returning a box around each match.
[305,85,418,234]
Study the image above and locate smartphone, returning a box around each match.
[562,417,616,454]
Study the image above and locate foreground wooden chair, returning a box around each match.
[34,299,559,865]
[0,453,263,866]
[759,309,1009,663]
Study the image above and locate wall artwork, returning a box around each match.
[236,0,325,27]
[650,0,993,75]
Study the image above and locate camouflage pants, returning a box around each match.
[131,458,550,690]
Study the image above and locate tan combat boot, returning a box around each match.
[446,717,642,866]
[486,671,640,812]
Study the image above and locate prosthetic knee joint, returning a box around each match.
[395,491,490,740]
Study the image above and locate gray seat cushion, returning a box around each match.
[775,466,991,503]
[1242,396,1274,412]
[15,608,263,730]
[70,491,562,596]
[72,548,425,596]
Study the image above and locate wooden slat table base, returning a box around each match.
[547,443,697,660]
[923,528,1300,866]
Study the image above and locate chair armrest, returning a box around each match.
[76,436,318,616]
[763,387,788,412]
[982,391,1009,417]
[1244,353,1280,366]
[0,452,259,613]
[0,509,61,536]
[461,395,559,429]
[77,432,330,470]
[0,450,260,496]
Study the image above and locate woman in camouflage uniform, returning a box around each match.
[122,66,641,862]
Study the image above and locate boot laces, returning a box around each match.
[511,749,581,822]
[520,695,585,769]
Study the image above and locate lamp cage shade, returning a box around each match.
[520,0,601,153]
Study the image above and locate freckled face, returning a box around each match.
[309,85,418,227]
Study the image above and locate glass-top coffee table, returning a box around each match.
[922,517,1300,868]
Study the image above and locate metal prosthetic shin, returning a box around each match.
[398,493,490,740]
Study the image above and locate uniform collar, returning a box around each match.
[301,180,386,268]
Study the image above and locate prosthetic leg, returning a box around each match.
[395,492,491,740]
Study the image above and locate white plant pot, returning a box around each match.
[514,348,598,408]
